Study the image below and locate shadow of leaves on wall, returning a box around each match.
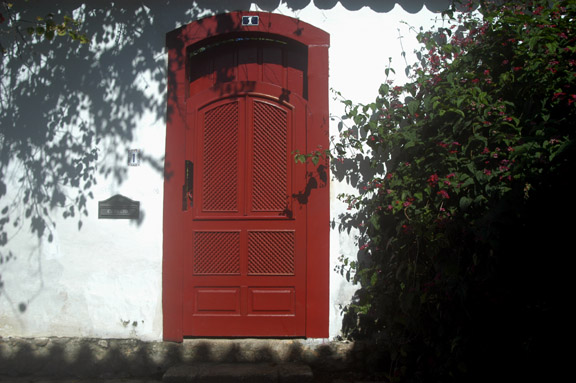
[0,1,221,316]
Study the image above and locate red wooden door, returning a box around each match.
[183,83,307,336]
[164,12,329,341]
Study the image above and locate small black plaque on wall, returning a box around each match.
[98,194,140,219]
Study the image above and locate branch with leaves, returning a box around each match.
[1,1,89,58]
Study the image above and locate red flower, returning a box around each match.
[427,174,439,186]
[437,190,450,199]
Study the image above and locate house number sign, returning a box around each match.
[98,194,140,219]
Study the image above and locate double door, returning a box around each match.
[183,85,307,336]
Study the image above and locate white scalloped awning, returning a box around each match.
[312,0,454,13]
[230,0,456,13]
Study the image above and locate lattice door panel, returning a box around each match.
[251,100,289,213]
[201,100,239,213]
[248,230,295,275]
[193,231,241,275]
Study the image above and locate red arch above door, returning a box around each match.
[164,11,329,341]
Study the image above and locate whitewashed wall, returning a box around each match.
[0,0,440,340]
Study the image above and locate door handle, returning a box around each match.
[182,160,194,210]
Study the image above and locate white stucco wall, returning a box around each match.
[0,0,440,340]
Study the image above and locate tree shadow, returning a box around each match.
[0,1,218,321]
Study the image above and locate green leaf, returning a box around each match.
[370,213,380,230]
[459,196,473,210]
[407,100,419,115]
[370,272,378,286]
[379,84,390,96]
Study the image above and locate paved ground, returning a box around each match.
[0,365,387,383]
[0,377,388,383]
[0,380,382,383]
[0,380,162,383]
[0,380,160,383]
[0,373,388,383]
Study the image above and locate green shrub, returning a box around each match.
[329,1,575,381]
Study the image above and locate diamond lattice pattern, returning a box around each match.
[194,231,241,274]
[202,101,239,212]
[248,231,295,275]
[252,101,288,212]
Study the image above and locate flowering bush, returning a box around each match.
[330,1,575,381]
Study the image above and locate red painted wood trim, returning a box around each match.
[162,35,187,342]
[171,12,329,50]
[164,11,329,341]
[305,44,330,338]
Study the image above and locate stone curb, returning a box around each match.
[0,338,374,379]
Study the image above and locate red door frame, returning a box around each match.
[163,11,330,341]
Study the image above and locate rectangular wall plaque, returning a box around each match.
[98,194,140,219]
[128,149,141,166]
